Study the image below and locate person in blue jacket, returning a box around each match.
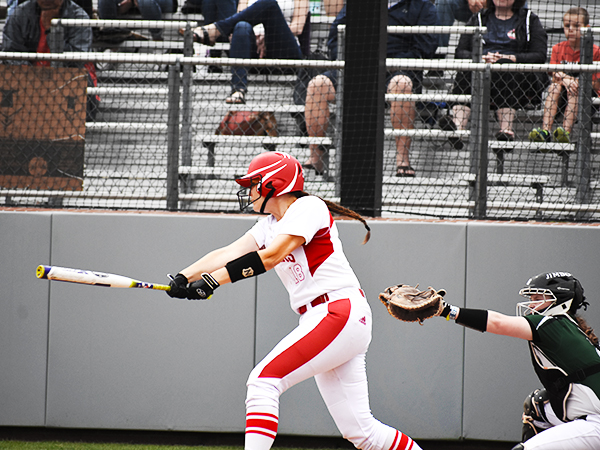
[303,0,438,177]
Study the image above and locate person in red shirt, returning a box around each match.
[529,7,600,144]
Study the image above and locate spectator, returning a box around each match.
[435,0,484,47]
[2,0,99,121]
[303,1,438,177]
[179,0,237,73]
[8,0,93,21]
[439,271,600,450]
[187,0,309,104]
[98,0,177,41]
[438,0,547,146]
[529,7,600,145]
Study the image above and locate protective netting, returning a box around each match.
[1,0,599,221]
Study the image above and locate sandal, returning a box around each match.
[225,90,246,104]
[178,25,217,46]
[194,26,214,46]
[396,166,415,177]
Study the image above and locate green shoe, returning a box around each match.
[529,128,551,142]
[553,127,571,143]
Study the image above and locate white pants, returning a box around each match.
[525,403,600,449]
[245,289,420,450]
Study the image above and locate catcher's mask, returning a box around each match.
[235,151,304,213]
[516,271,587,317]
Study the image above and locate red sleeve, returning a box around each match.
[550,43,561,65]
[593,46,600,82]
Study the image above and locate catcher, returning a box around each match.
[380,272,600,450]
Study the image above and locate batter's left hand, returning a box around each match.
[187,273,220,300]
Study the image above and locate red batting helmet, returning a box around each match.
[235,152,304,212]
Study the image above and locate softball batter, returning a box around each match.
[167,151,420,450]
[441,272,600,450]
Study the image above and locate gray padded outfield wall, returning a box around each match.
[1,210,599,443]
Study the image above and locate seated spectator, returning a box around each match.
[304,1,438,177]
[98,0,177,41]
[187,0,309,104]
[9,0,93,20]
[2,0,99,121]
[435,0,484,47]
[438,0,547,146]
[530,7,600,144]
[179,0,237,73]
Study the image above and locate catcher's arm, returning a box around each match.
[441,304,532,339]
[439,303,488,332]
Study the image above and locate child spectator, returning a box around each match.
[529,7,600,144]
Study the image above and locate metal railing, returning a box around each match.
[1,20,600,221]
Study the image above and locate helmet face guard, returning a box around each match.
[236,175,261,211]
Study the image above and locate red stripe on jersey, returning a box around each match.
[259,299,351,379]
[304,212,335,276]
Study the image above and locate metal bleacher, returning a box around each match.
[2,1,600,219]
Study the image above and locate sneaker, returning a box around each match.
[553,127,571,143]
[529,128,551,142]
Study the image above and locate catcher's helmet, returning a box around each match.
[235,152,304,212]
[516,272,586,317]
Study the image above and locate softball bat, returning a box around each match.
[36,265,171,291]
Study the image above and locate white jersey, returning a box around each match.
[248,195,361,313]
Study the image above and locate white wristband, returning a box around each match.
[448,305,460,321]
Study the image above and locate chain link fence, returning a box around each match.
[1,0,600,221]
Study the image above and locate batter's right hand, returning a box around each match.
[167,273,189,298]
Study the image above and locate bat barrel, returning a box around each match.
[36,264,171,291]
[36,265,52,279]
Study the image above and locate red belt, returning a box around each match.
[298,293,330,315]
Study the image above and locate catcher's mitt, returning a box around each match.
[379,284,447,325]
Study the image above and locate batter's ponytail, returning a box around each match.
[292,192,371,244]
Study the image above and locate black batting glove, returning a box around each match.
[440,301,452,319]
[186,273,220,300]
[167,273,189,298]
